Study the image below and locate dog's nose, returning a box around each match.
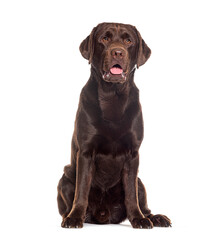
[111,48,125,59]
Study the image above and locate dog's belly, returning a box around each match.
[92,153,126,190]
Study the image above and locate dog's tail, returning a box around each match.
[95,209,110,223]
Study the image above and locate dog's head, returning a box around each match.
[80,22,151,84]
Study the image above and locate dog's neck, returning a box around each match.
[98,82,129,122]
[90,67,136,122]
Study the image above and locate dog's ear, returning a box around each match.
[135,27,151,68]
[79,27,96,64]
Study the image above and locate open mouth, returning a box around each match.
[103,64,127,83]
[110,64,123,75]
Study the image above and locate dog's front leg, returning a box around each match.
[62,151,93,228]
[123,152,153,229]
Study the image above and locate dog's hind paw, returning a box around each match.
[149,214,172,227]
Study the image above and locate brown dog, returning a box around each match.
[57,22,171,229]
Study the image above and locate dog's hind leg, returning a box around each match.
[137,178,152,217]
[57,173,75,219]
[138,178,172,227]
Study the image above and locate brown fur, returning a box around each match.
[57,22,171,229]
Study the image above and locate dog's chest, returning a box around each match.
[98,90,128,122]
[91,135,132,190]
[93,150,126,190]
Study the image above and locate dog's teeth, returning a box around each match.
[121,73,126,80]
[103,73,110,80]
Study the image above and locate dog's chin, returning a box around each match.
[102,72,127,84]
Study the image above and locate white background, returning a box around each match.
[0,0,221,239]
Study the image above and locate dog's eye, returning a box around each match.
[124,38,132,45]
[102,36,110,43]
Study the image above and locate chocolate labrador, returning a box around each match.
[57,22,171,229]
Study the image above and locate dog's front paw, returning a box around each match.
[131,218,153,229]
[61,217,84,228]
[150,214,171,227]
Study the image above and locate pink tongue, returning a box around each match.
[110,67,123,75]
